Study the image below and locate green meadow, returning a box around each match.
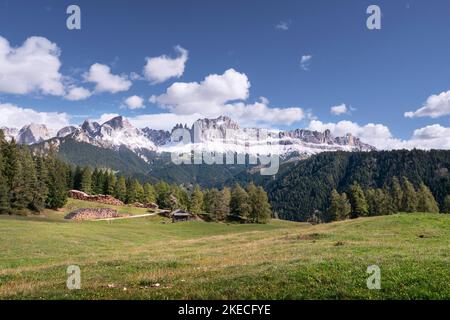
[0,199,449,299]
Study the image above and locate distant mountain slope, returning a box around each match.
[266,150,450,221]
[40,138,152,175]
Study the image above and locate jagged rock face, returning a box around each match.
[142,128,171,146]
[1,127,19,142]
[6,115,376,161]
[57,126,78,138]
[81,120,100,136]
[191,116,241,142]
[17,124,52,145]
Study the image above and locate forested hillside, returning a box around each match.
[267,150,450,221]
[0,131,70,214]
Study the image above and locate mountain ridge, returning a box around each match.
[2,115,375,161]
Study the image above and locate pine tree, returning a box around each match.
[229,184,251,221]
[348,182,368,218]
[253,186,271,223]
[338,192,352,220]
[143,183,156,204]
[45,159,68,209]
[416,183,439,213]
[0,151,10,214]
[80,167,92,194]
[126,179,140,204]
[155,181,173,209]
[443,195,450,214]
[401,177,418,213]
[247,183,258,223]
[204,188,222,220]
[73,166,83,190]
[104,172,117,195]
[365,188,377,216]
[219,187,231,217]
[327,189,341,221]
[189,184,203,214]
[172,185,189,210]
[390,177,403,212]
[20,149,38,211]
[327,189,351,221]
[114,176,127,202]
[32,156,49,212]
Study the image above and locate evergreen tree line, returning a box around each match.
[72,166,272,223]
[267,150,450,221]
[0,131,70,214]
[326,176,447,222]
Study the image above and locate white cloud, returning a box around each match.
[0,36,65,96]
[300,55,312,70]
[144,46,188,84]
[123,95,145,110]
[150,68,305,127]
[84,63,132,93]
[0,103,70,131]
[65,86,92,101]
[275,21,290,31]
[308,119,450,150]
[405,90,450,118]
[330,103,348,115]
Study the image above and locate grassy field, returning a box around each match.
[0,199,449,299]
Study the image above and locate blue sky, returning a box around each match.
[1,0,450,149]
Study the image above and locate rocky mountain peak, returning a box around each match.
[17,123,52,145]
[81,120,100,136]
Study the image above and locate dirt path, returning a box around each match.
[91,213,157,221]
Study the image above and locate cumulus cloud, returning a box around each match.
[0,103,70,131]
[144,46,188,84]
[123,95,145,110]
[330,103,348,116]
[65,86,92,101]
[308,119,450,150]
[405,90,450,118]
[0,36,65,96]
[150,68,304,126]
[300,55,312,70]
[84,63,132,93]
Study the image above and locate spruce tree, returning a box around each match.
[401,177,418,213]
[204,188,221,220]
[104,172,117,195]
[338,192,352,220]
[0,152,9,214]
[115,176,127,202]
[32,156,49,212]
[348,182,368,218]
[45,159,68,209]
[327,189,351,221]
[390,177,403,212]
[143,183,156,204]
[73,166,83,190]
[80,167,93,194]
[416,183,439,213]
[155,181,173,209]
[327,189,341,221]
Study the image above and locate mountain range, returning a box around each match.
[2,115,375,161]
